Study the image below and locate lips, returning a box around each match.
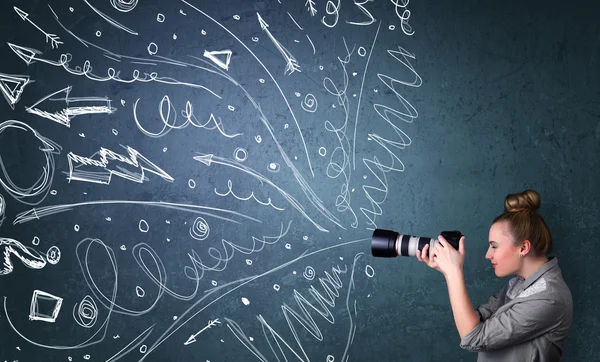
[492,264,497,268]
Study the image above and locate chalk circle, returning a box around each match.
[273,284,280,291]
[120,245,126,251]
[319,65,324,70]
[201,29,207,35]
[190,217,210,241]
[84,355,90,361]
[258,78,265,83]
[157,13,165,22]
[136,286,145,297]
[112,129,118,135]
[188,179,196,188]
[252,37,259,42]
[147,42,158,55]
[365,265,375,278]
[228,105,235,111]
[163,147,167,152]
[319,147,327,156]
[110,0,138,12]
[68,357,73,361]
[246,259,253,265]
[285,243,291,249]
[268,163,280,172]
[96,31,101,37]
[234,148,248,162]
[327,355,335,362]
[303,266,315,280]
[255,135,262,143]
[74,224,80,232]
[211,280,218,286]
[50,189,57,195]
[233,14,240,20]
[389,24,396,30]
[303,235,308,241]
[139,219,149,233]
[32,236,40,246]
[139,345,148,354]
[301,94,318,113]
[358,46,367,56]
[284,124,289,129]
[69,7,74,12]
[46,246,61,264]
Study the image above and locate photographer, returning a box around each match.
[416,190,573,361]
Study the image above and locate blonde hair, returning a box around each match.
[493,190,552,256]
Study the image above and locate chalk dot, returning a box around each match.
[32,236,40,246]
[268,163,280,172]
[228,105,235,111]
[69,357,73,361]
[69,7,74,12]
[319,147,327,156]
[96,31,101,37]
[259,78,265,83]
[165,220,170,224]
[363,175,367,179]
[285,243,291,249]
[74,224,80,232]
[389,24,396,30]
[173,33,177,40]
[358,46,367,56]
[163,147,168,152]
[294,156,298,160]
[166,238,170,242]
[201,29,206,35]
[140,345,148,353]
[319,65,324,70]
[295,92,301,97]
[246,259,253,265]
[353,93,357,97]
[252,37,259,42]
[139,219,149,233]
[374,89,378,93]
[173,316,178,320]
[249,337,254,341]
[112,129,118,135]
[120,99,126,106]
[284,124,289,129]
[136,286,145,297]
[339,256,344,260]
[120,245,126,251]
[189,179,196,188]
[241,297,250,305]
[273,284,280,291]
[147,42,158,55]
[327,355,335,362]
[303,235,308,240]
[157,13,165,22]
[106,217,112,221]
[233,14,240,20]
[84,355,90,360]
[255,135,262,143]
[293,271,297,275]
[50,189,57,195]
[211,280,218,286]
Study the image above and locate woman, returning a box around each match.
[416,190,573,361]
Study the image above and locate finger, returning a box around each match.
[416,249,422,261]
[459,236,466,255]
[437,235,449,248]
[422,244,430,260]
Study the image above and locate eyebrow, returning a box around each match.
[489,241,498,245]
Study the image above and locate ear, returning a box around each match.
[520,240,532,255]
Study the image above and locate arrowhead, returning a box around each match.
[183,335,196,346]
[7,43,41,65]
[13,7,29,21]
[257,13,268,30]
[193,154,213,167]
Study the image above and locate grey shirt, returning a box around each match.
[460,257,573,361]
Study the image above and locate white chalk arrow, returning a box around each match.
[184,319,221,346]
[26,86,116,127]
[14,7,63,49]
[203,50,232,70]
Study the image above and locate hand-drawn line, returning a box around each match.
[0,194,5,227]
[13,7,63,48]
[305,0,318,16]
[215,179,285,211]
[29,290,63,322]
[347,0,376,26]
[182,0,315,177]
[138,237,369,361]
[110,0,139,12]
[67,145,174,185]
[26,86,115,128]
[194,153,330,231]
[391,0,414,36]
[73,295,98,328]
[227,319,269,362]
[341,253,363,361]
[184,318,221,345]
[203,50,232,70]
[0,73,32,109]
[257,13,300,75]
[104,53,122,62]
[105,324,155,362]
[322,0,341,28]
[353,22,381,169]
[287,12,304,30]
[305,34,316,54]
[13,200,260,226]
[0,120,61,206]
[83,0,138,35]
[133,95,241,139]
[0,238,46,276]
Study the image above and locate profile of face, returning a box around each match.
[485,221,523,278]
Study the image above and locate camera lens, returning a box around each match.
[371,229,399,257]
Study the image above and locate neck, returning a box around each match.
[518,255,549,279]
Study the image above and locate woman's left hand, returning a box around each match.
[432,235,466,278]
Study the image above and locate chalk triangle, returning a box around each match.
[0,73,31,109]
[203,50,232,71]
[193,154,214,166]
[7,43,40,65]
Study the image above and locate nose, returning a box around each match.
[485,247,493,261]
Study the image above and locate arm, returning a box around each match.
[475,285,506,322]
[445,270,480,339]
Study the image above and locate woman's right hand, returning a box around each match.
[416,244,442,273]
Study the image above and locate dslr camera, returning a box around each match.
[371,229,463,258]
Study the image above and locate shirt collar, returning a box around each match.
[521,256,558,290]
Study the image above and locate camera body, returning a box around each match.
[371,229,463,258]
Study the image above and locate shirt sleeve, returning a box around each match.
[475,284,507,322]
[460,298,565,352]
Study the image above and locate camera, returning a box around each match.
[371,229,463,258]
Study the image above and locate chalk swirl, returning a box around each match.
[303,266,315,280]
[190,217,210,241]
[73,295,98,328]
[301,93,318,113]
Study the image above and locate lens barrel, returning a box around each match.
[371,229,463,258]
[371,229,399,257]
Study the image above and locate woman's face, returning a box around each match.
[485,221,522,277]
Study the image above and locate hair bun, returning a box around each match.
[504,189,541,212]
